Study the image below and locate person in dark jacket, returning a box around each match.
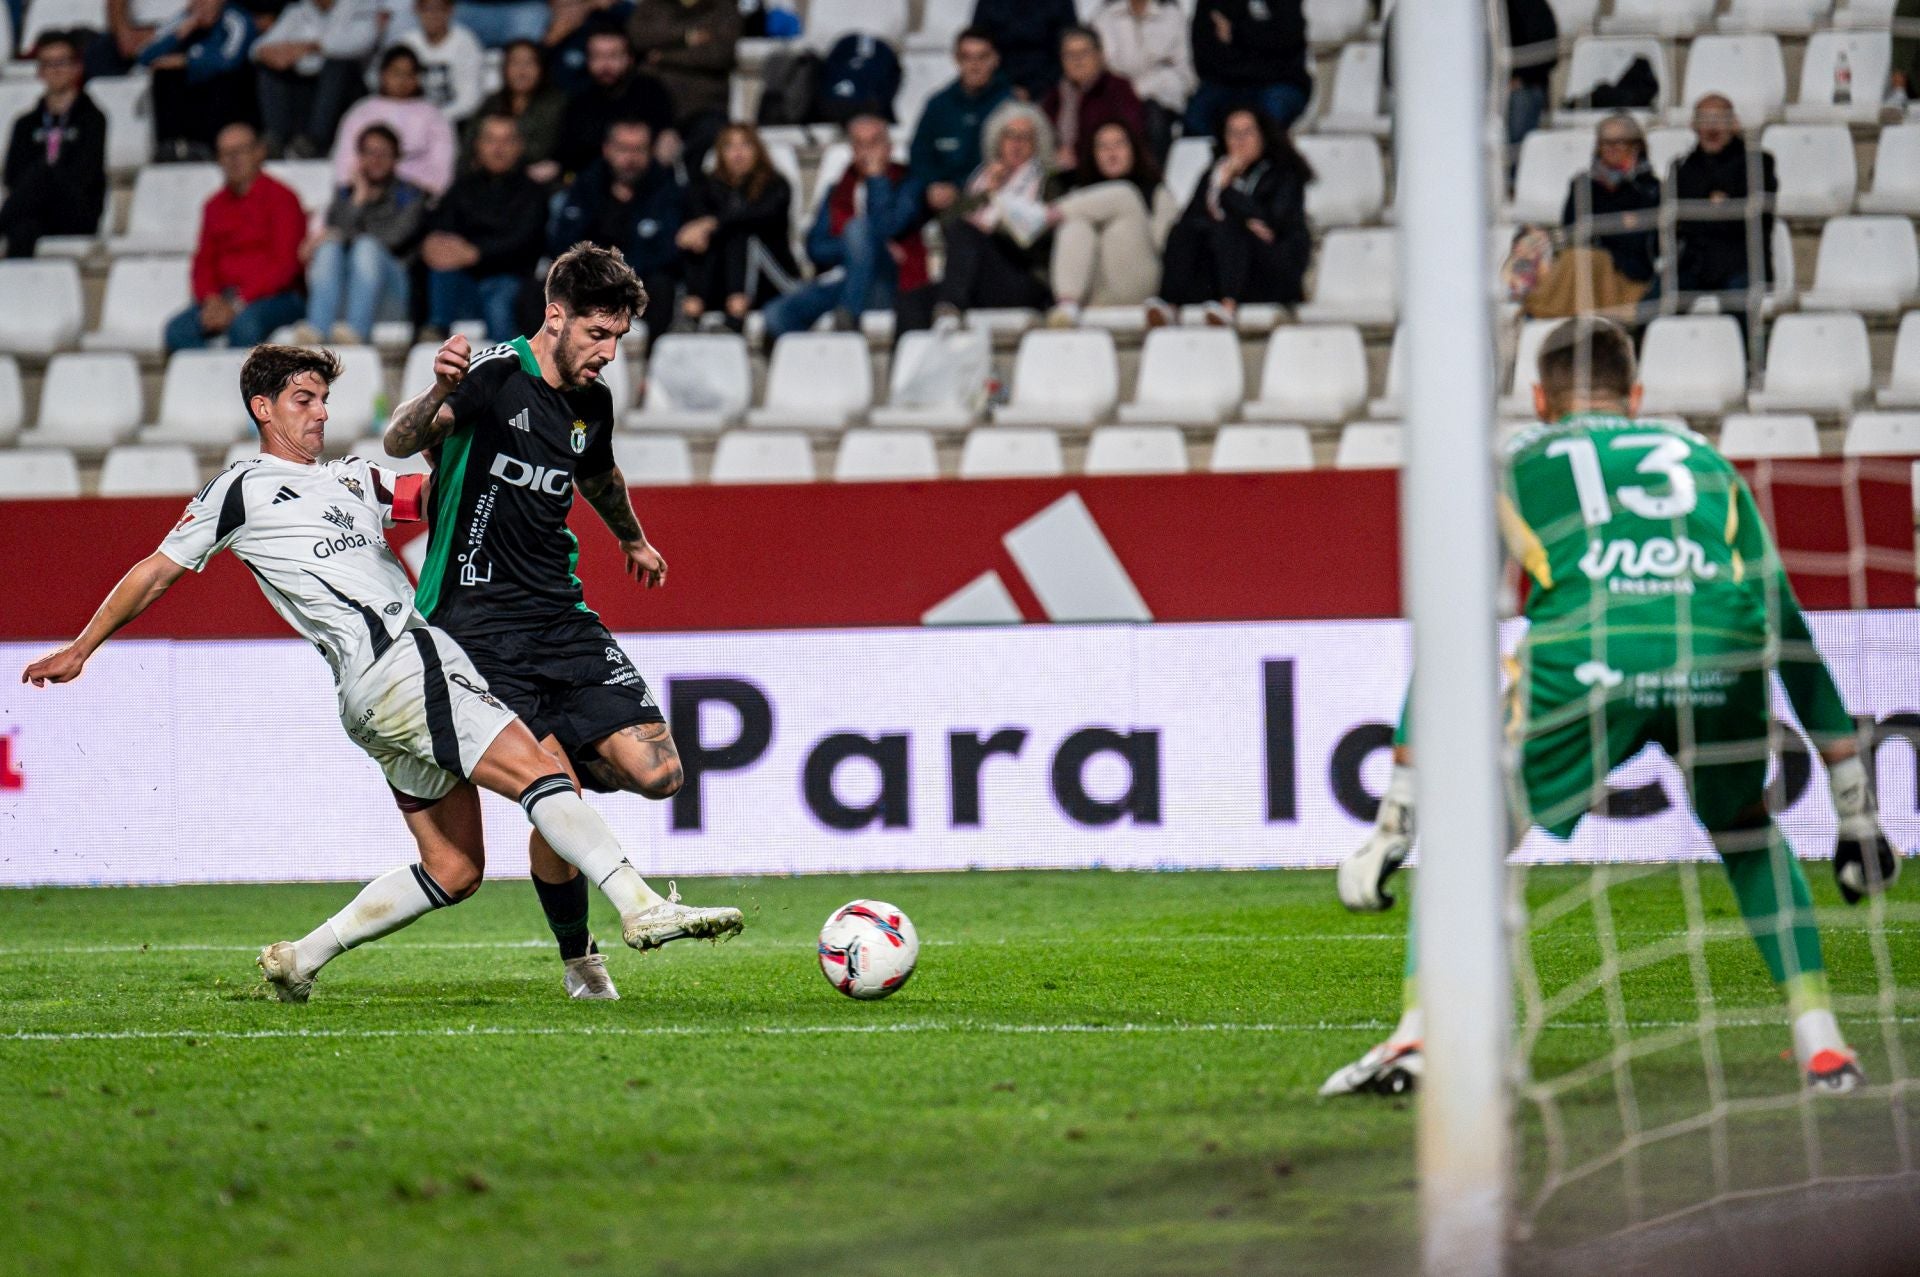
[555,24,678,177]
[464,37,565,182]
[1151,107,1311,321]
[970,0,1078,99]
[1040,26,1146,172]
[422,113,548,340]
[296,123,428,344]
[1505,0,1557,148]
[1185,0,1311,135]
[628,0,739,166]
[909,26,1014,215]
[1561,113,1659,285]
[548,118,685,304]
[0,32,108,258]
[138,0,261,160]
[1665,93,1777,303]
[673,122,798,331]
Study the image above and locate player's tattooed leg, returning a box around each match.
[596,722,684,799]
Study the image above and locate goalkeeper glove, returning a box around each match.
[1830,754,1901,905]
[1338,767,1415,912]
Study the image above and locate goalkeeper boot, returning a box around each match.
[256,942,315,1004]
[1806,1048,1866,1095]
[562,946,620,1001]
[1320,1039,1424,1097]
[622,882,746,952]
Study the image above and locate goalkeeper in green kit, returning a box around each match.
[1323,317,1903,1098]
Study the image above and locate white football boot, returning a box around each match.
[1320,1038,1424,1097]
[562,947,620,1000]
[256,942,315,1004]
[1806,1048,1867,1095]
[622,882,745,951]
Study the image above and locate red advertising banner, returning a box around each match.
[0,461,1909,641]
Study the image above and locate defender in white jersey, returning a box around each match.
[21,346,742,1001]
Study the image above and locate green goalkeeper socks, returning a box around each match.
[1719,826,1826,989]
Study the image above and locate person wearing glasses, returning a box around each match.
[0,30,106,258]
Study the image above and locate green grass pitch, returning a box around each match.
[1,867,1914,1276]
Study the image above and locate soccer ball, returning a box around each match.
[817,900,918,1000]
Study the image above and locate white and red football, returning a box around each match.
[817,900,919,1000]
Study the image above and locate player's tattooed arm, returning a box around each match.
[578,467,668,588]
[385,334,469,457]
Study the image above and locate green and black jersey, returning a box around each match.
[414,337,617,636]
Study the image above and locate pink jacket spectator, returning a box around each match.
[330,96,456,197]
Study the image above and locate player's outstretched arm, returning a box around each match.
[384,334,469,458]
[21,551,187,686]
[577,466,667,589]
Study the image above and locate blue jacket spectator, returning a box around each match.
[909,27,1013,216]
[970,0,1078,99]
[139,0,259,157]
[548,118,685,298]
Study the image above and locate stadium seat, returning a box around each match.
[1297,228,1398,326]
[710,430,816,483]
[1716,413,1821,457]
[0,259,82,354]
[110,163,222,255]
[1547,0,1602,29]
[869,328,990,430]
[1669,35,1786,126]
[140,350,253,446]
[1243,324,1368,424]
[1602,0,1714,37]
[1857,125,1920,215]
[628,333,752,432]
[1305,0,1369,47]
[320,346,384,443]
[341,434,429,475]
[1500,318,1560,416]
[1843,411,1920,455]
[595,349,636,416]
[1797,216,1920,315]
[993,329,1119,427]
[904,2,966,52]
[81,256,192,354]
[0,356,23,446]
[1759,124,1857,218]
[610,433,695,486]
[1877,311,1920,408]
[746,332,872,430]
[1717,0,1830,33]
[764,141,806,231]
[221,439,262,469]
[20,0,104,51]
[1559,37,1671,123]
[0,448,81,498]
[1164,136,1215,209]
[833,428,940,481]
[1637,316,1748,417]
[18,353,143,453]
[1787,31,1892,125]
[1119,327,1243,425]
[1296,135,1385,226]
[1084,425,1188,475]
[264,159,336,215]
[398,342,439,405]
[89,75,153,176]
[1334,422,1403,469]
[0,82,39,149]
[1831,0,1896,25]
[805,0,909,49]
[1317,43,1390,135]
[1746,312,1873,413]
[1645,125,1695,176]
[1209,424,1315,471]
[97,444,202,496]
[958,427,1065,478]
[1367,326,1408,418]
[894,51,953,136]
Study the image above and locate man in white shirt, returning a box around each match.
[253,0,385,157]
[395,0,485,123]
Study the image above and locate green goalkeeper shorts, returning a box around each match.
[1512,633,1772,840]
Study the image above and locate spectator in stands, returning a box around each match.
[1538,113,1659,316]
[467,38,565,182]
[332,46,457,196]
[1185,0,1310,136]
[556,24,678,177]
[1041,27,1145,174]
[762,113,927,341]
[165,122,307,351]
[971,0,1077,101]
[1045,121,1176,324]
[295,123,427,344]
[1890,0,1918,107]
[0,32,108,259]
[397,0,486,124]
[1090,0,1194,165]
[252,0,382,160]
[422,113,547,340]
[549,117,684,302]
[673,123,798,332]
[1665,93,1776,308]
[1148,107,1310,324]
[542,0,634,95]
[910,27,1013,216]
[1505,0,1557,149]
[452,0,549,48]
[140,0,260,161]
[629,0,740,167]
[99,0,186,76]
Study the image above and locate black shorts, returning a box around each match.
[453,613,665,779]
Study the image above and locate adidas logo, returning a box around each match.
[271,486,300,504]
[922,493,1151,626]
[510,408,531,432]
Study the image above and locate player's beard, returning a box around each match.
[556,343,601,389]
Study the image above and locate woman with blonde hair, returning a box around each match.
[675,121,800,331]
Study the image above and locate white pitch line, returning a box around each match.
[0,935,1412,957]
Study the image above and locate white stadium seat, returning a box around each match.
[1318,43,1389,135]
[1296,135,1385,227]
[0,84,37,153]
[1210,424,1315,472]
[1164,136,1215,210]
[1119,327,1243,425]
[1244,324,1368,424]
[1878,312,1920,408]
[223,440,263,469]
[1084,425,1188,475]
[140,350,253,446]
[0,356,23,446]
[18,353,143,453]
[595,348,636,415]
[110,163,222,255]
[1559,37,1671,123]
[1297,228,1398,326]
[1857,125,1920,215]
[1788,31,1891,125]
[1747,312,1873,413]
[1843,412,1920,455]
[1718,0,1830,34]
[1637,316,1747,417]
[746,332,871,430]
[89,75,154,176]
[1831,0,1896,25]
[993,330,1119,427]
[0,259,82,354]
[610,433,695,486]
[0,448,81,499]
[21,0,104,52]
[264,159,336,215]
[833,428,940,481]
[905,3,966,52]
[1670,35,1787,126]
[1501,318,1561,416]
[894,51,952,137]
[1760,124,1857,218]
[343,434,429,475]
[805,0,908,49]
[1548,0,1603,31]
[1367,326,1408,418]
[1306,0,1369,47]
[1645,126,1695,177]
[1334,422,1404,469]
[764,141,805,231]
[710,430,816,483]
[1798,216,1920,315]
[959,427,1065,479]
[629,333,753,433]
[1717,413,1821,458]
[321,346,384,443]
[82,256,192,354]
[97,444,202,496]
[1603,0,1714,37]
[870,328,990,430]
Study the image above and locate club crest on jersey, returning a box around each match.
[337,474,364,499]
[322,505,356,531]
[571,420,587,453]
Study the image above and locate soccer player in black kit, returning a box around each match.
[385,242,735,999]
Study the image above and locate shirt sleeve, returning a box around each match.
[158,469,248,571]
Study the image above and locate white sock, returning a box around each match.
[1391,1004,1424,1047]
[295,863,452,975]
[1792,1008,1847,1066]
[520,780,665,917]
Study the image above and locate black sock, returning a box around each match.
[532,872,593,961]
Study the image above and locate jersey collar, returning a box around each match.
[509,335,545,381]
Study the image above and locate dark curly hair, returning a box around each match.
[240,345,343,432]
[545,242,649,320]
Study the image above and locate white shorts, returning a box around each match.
[338,625,519,806]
